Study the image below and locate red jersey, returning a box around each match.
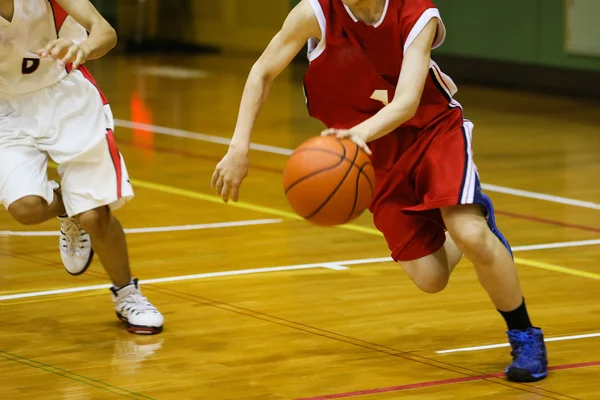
[303,0,461,170]
[302,0,484,262]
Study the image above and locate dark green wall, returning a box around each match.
[291,0,600,72]
[91,0,117,26]
[435,0,600,72]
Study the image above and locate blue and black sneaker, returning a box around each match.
[505,327,548,382]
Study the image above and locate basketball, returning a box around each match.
[282,136,375,226]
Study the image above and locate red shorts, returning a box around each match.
[368,107,479,261]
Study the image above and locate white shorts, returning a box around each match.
[0,68,134,217]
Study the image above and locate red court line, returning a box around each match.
[147,286,568,400]
[496,210,600,234]
[118,139,283,174]
[297,361,600,400]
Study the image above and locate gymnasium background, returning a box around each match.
[91,0,600,97]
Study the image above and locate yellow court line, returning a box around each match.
[131,179,600,281]
[51,158,377,236]
[130,179,383,236]
[49,160,600,282]
[513,257,600,281]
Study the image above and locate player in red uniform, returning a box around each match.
[212,0,548,381]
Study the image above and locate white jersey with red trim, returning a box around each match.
[0,0,87,95]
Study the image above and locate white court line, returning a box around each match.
[114,120,293,156]
[482,184,600,211]
[0,219,282,237]
[437,332,600,354]
[512,238,600,252]
[317,239,600,262]
[0,261,348,301]
[113,119,600,211]
[136,65,209,79]
[2,237,600,302]
[321,263,350,271]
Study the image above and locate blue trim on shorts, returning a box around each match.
[471,175,514,258]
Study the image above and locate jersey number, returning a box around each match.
[22,58,41,75]
[370,89,390,106]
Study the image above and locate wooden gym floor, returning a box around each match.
[1,54,600,400]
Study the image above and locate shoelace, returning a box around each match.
[509,332,539,358]
[119,292,158,314]
[61,219,88,251]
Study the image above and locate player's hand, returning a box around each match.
[211,148,249,203]
[321,128,372,155]
[38,39,89,69]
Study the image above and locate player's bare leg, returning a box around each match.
[441,205,522,310]
[442,233,463,273]
[398,201,547,382]
[77,206,131,287]
[77,206,164,334]
[399,232,462,293]
[6,182,95,275]
[7,193,65,225]
[441,202,547,382]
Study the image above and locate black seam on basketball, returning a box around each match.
[306,142,359,220]
[284,144,347,194]
[344,164,361,223]
[291,147,368,173]
[357,162,374,195]
[343,162,374,223]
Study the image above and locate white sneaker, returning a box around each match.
[59,216,94,275]
[111,279,164,334]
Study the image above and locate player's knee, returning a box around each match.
[412,273,449,294]
[449,220,493,261]
[8,196,45,225]
[77,207,110,238]
[401,252,450,294]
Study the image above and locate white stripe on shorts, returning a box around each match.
[460,120,477,204]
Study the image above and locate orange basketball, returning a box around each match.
[282,136,375,226]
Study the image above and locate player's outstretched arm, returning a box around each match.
[212,0,320,203]
[322,18,438,147]
[38,0,117,68]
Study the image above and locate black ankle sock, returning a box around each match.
[498,298,533,331]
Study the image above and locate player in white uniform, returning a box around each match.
[0,0,163,334]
